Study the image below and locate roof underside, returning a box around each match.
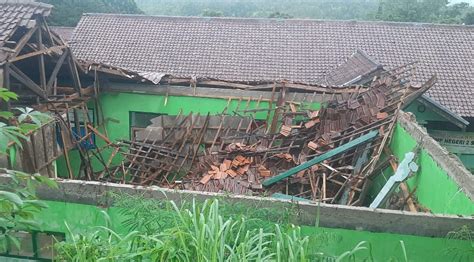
[71,14,474,117]
[0,0,52,61]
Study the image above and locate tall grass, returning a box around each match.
[54,198,406,261]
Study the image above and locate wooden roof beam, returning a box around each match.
[11,24,39,58]
[9,63,47,100]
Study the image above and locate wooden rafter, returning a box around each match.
[11,24,39,58]
[37,26,47,91]
[67,54,82,95]
[9,63,47,100]
[46,49,69,94]
[8,45,66,62]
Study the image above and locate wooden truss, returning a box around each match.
[1,16,83,108]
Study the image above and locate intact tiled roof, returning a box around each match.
[0,0,52,61]
[50,26,74,42]
[71,14,474,117]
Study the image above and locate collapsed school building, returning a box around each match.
[0,1,473,260]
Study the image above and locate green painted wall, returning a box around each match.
[368,123,474,215]
[55,91,473,216]
[34,200,472,262]
[459,154,474,171]
[405,100,474,171]
[405,100,446,125]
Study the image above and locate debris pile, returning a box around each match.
[103,63,436,206]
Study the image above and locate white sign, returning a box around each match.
[429,130,474,154]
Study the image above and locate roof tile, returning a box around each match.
[71,14,474,117]
[0,0,52,57]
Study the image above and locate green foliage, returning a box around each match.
[0,89,52,155]
[0,122,26,155]
[268,11,294,19]
[111,192,300,233]
[0,88,17,121]
[464,11,474,24]
[42,0,143,26]
[0,88,18,102]
[0,169,57,253]
[373,0,474,24]
[134,0,474,24]
[15,107,52,128]
[444,225,474,261]
[136,0,379,20]
[54,197,396,261]
[202,8,224,17]
[40,0,474,25]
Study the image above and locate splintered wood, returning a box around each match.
[109,63,436,206]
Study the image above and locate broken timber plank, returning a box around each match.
[369,152,419,209]
[262,130,379,187]
[384,147,418,212]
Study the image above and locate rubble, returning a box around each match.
[97,62,437,206]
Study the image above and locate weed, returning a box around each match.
[54,197,388,261]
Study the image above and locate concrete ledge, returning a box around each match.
[398,112,474,201]
[1,175,472,238]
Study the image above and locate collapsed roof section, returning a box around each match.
[0,0,52,62]
[0,0,91,107]
[318,49,384,87]
[0,0,94,176]
[90,63,437,208]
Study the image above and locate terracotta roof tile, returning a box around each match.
[0,0,52,61]
[71,14,474,117]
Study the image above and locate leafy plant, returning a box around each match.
[0,89,52,155]
[54,198,393,261]
[0,88,18,102]
[0,122,27,155]
[0,169,58,253]
[15,107,52,128]
[445,225,474,261]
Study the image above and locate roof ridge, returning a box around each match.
[0,0,53,9]
[82,13,474,29]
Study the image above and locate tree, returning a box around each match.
[201,9,224,17]
[374,0,473,24]
[268,12,294,19]
[464,11,474,24]
[43,0,143,26]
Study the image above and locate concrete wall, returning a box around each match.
[0,175,470,238]
[395,113,474,215]
[33,198,471,262]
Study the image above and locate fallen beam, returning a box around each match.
[262,130,379,186]
[369,152,418,209]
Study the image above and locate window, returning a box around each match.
[67,108,95,150]
[0,231,65,261]
[129,112,165,139]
